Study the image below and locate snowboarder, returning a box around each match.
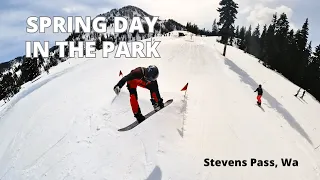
[254,84,263,106]
[113,65,164,122]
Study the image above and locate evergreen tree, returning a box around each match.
[250,24,261,57]
[95,38,102,50]
[212,19,219,35]
[305,45,320,97]
[0,79,5,101]
[1,72,21,100]
[284,29,297,78]
[20,56,40,83]
[259,24,267,61]
[186,22,199,34]
[273,13,289,71]
[143,23,149,37]
[38,54,44,69]
[49,55,58,67]
[235,25,239,38]
[238,26,246,50]
[229,26,235,45]
[302,41,313,87]
[101,34,106,42]
[154,23,161,32]
[244,25,252,53]
[217,0,239,56]
[294,18,310,86]
[263,21,276,68]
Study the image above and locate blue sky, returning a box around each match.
[0,0,319,63]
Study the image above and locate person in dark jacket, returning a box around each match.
[254,84,263,106]
[113,65,164,122]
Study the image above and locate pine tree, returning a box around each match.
[284,29,297,78]
[273,13,289,71]
[238,26,246,50]
[95,38,102,50]
[229,26,235,45]
[294,18,310,86]
[143,23,149,37]
[217,0,239,56]
[244,25,252,53]
[259,24,267,61]
[304,44,320,97]
[251,24,261,57]
[263,23,276,68]
[101,34,106,42]
[38,54,44,70]
[0,71,21,100]
[154,23,161,32]
[302,41,313,87]
[235,25,239,38]
[0,78,5,101]
[212,19,219,35]
[20,56,40,83]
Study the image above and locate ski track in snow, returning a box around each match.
[0,34,320,179]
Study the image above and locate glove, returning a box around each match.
[114,86,121,95]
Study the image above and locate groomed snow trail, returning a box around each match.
[0,34,320,180]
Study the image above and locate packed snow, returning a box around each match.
[0,33,320,180]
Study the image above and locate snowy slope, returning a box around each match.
[0,34,320,180]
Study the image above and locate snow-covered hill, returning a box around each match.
[0,34,320,180]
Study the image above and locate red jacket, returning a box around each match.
[115,67,151,89]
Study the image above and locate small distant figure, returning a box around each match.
[294,88,301,97]
[254,84,263,106]
[300,90,306,99]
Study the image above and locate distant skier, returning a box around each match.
[254,84,263,106]
[113,65,164,122]
[301,90,306,99]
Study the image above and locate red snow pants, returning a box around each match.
[257,95,262,104]
[127,79,160,114]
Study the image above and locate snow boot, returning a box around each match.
[134,112,145,123]
[150,98,164,110]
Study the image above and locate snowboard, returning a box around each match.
[118,99,173,132]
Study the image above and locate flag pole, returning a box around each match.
[181,83,188,98]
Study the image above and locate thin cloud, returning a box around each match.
[246,4,297,30]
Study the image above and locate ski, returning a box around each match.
[118,99,173,131]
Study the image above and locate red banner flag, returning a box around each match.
[181,83,188,91]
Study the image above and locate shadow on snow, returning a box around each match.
[146,166,162,180]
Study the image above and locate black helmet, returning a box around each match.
[145,65,159,81]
